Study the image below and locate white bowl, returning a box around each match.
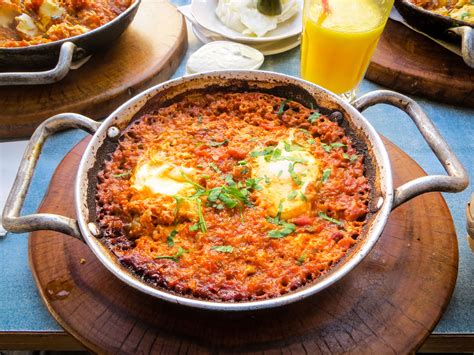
[191,23,301,55]
[191,0,303,44]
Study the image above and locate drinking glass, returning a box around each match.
[300,0,394,101]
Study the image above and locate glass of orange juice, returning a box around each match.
[300,0,394,101]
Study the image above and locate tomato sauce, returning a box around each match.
[96,92,371,301]
[0,0,132,47]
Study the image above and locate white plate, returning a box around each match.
[192,23,300,55]
[191,0,303,44]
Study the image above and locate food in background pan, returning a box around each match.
[95,91,371,302]
[0,0,133,47]
[408,0,473,24]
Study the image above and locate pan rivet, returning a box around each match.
[107,126,120,139]
[88,222,100,237]
[376,197,384,209]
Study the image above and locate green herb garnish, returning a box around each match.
[209,139,229,147]
[288,162,303,186]
[198,115,203,124]
[268,223,296,239]
[307,112,321,123]
[237,160,248,166]
[267,201,296,238]
[287,190,298,200]
[211,245,234,253]
[156,247,187,262]
[318,212,343,226]
[284,141,303,152]
[277,99,290,118]
[322,142,346,153]
[342,153,358,162]
[167,229,178,247]
[299,191,307,201]
[112,171,131,178]
[321,168,331,184]
[296,253,306,266]
[209,162,222,173]
[307,139,315,145]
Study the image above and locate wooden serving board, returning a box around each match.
[367,19,474,107]
[29,137,458,354]
[0,0,187,140]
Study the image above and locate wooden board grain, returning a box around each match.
[0,0,187,139]
[367,20,474,107]
[29,137,458,354]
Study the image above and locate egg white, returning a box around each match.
[251,131,320,219]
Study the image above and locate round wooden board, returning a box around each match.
[29,137,458,354]
[0,0,187,140]
[367,20,474,107]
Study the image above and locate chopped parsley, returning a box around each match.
[209,162,222,173]
[156,247,187,262]
[296,253,306,266]
[299,191,307,201]
[167,229,178,247]
[250,146,279,160]
[322,168,331,184]
[277,99,290,118]
[211,245,234,253]
[246,177,263,190]
[307,111,321,123]
[267,202,296,239]
[287,190,298,200]
[288,162,303,186]
[209,139,229,147]
[206,176,260,212]
[237,160,248,166]
[307,139,315,145]
[112,171,131,178]
[284,141,303,152]
[195,195,207,232]
[318,212,343,226]
[264,175,271,184]
[268,223,296,239]
[343,153,359,162]
[322,142,346,153]
[250,145,306,164]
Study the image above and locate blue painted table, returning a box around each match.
[0,1,472,351]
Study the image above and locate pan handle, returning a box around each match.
[0,42,76,86]
[2,114,101,240]
[352,90,469,210]
[449,26,474,69]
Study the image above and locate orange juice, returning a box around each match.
[301,0,393,95]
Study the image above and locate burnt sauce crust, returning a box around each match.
[95,91,371,302]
